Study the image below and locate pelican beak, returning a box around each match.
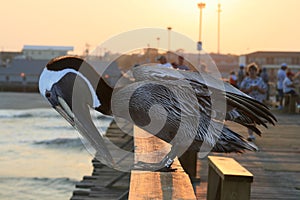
[55,97,75,126]
[44,86,74,124]
[44,87,115,167]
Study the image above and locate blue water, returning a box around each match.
[0,93,112,200]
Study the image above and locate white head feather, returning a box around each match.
[39,68,101,108]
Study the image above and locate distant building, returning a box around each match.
[0,45,74,90]
[239,51,300,70]
[0,59,48,83]
[22,45,74,60]
[0,51,22,67]
[239,51,300,84]
[209,53,239,74]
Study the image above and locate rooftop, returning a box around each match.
[23,45,74,51]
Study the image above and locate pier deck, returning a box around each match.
[72,111,300,199]
[195,111,300,199]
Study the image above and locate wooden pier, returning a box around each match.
[71,121,133,200]
[129,126,196,199]
[72,111,300,199]
[195,111,300,199]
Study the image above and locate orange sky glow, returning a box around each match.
[1,0,300,55]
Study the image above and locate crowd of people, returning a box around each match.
[229,62,300,141]
[156,55,299,141]
[229,63,300,106]
[157,55,190,70]
[156,56,300,111]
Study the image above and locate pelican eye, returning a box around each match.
[45,91,51,98]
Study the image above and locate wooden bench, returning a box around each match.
[283,94,297,113]
[129,126,197,200]
[207,156,253,200]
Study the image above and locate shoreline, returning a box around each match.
[0,82,39,93]
[0,92,50,109]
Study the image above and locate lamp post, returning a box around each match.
[156,37,160,49]
[167,27,172,60]
[167,27,172,52]
[197,2,206,47]
[197,2,205,68]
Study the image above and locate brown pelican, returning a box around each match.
[39,56,276,171]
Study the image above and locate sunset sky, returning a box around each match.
[1,0,300,55]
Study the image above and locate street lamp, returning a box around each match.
[197,2,206,50]
[197,2,205,68]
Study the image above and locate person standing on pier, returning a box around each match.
[277,63,288,109]
[157,55,173,68]
[237,64,245,88]
[240,63,267,141]
[229,71,238,88]
[260,67,269,101]
[283,71,300,107]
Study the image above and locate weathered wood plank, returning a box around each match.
[129,126,197,200]
[208,156,253,182]
[207,156,253,200]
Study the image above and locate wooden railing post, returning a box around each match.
[129,126,197,200]
[207,156,253,200]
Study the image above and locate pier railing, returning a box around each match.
[129,126,197,200]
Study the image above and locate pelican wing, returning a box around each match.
[112,75,258,153]
[132,66,276,135]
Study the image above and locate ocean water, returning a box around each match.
[0,92,112,200]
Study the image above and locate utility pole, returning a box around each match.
[197,2,205,68]
[217,3,222,54]
[197,2,206,44]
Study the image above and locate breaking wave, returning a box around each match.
[30,177,78,185]
[0,108,113,120]
[33,138,84,149]
[0,109,59,119]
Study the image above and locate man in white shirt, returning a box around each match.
[283,71,300,108]
[277,63,288,109]
[157,55,173,68]
[283,72,297,94]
